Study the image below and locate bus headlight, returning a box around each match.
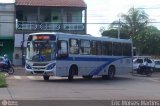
[47,63,56,70]
[26,64,32,69]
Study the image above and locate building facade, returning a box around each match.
[0,3,15,60]
[13,0,87,65]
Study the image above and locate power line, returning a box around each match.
[1,21,160,24]
[137,7,160,10]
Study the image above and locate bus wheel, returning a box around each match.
[43,75,50,81]
[68,67,74,81]
[108,66,115,79]
[102,75,108,80]
[83,75,93,79]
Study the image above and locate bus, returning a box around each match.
[25,32,133,81]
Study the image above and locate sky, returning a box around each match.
[84,0,160,36]
[1,0,160,37]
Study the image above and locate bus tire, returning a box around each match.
[102,75,108,80]
[108,66,115,79]
[68,67,74,81]
[68,65,78,81]
[83,75,93,79]
[43,75,50,81]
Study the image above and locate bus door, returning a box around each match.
[56,40,69,76]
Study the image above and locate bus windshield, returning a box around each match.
[26,41,56,62]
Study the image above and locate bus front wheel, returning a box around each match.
[43,75,50,81]
[68,66,78,81]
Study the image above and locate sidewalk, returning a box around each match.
[0,88,12,100]
[13,66,25,76]
[14,66,25,70]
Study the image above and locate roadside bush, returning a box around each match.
[0,73,7,87]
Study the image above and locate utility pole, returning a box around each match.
[118,19,120,39]
[21,32,25,66]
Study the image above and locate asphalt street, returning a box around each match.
[1,68,160,106]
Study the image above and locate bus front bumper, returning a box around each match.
[25,62,56,76]
[25,67,56,76]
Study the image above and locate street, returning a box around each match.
[1,68,160,101]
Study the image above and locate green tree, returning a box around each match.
[102,29,130,39]
[133,26,160,55]
[101,7,160,56]
[109,8,149,38]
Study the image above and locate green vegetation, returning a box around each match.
[101,7,160,56]
[0,73,7,87]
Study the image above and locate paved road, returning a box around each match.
[1,69,160,101]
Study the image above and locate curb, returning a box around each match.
[4,73,9,77]
[14,67,25,70]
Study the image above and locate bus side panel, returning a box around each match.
[77,61,104,76]
[113,58,133,75]
[55,56,132,77]
[56,60,69,77]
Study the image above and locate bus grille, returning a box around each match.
[33,63,48,66]
[34,71,44,74]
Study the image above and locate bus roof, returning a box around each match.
[29,32,132,43]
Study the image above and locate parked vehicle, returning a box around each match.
[154,59,160,71]
[133,57,155,71]
[0,56,14,75]
[136,63,152,76]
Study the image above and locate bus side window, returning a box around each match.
[113,42,122,56]
[102,42,112,56]
[122,43,132,56]
[57,40,68,57]
[91,41,97,55]
[80,40,91,55]
[91,41,102,55]
[69,39,79,54]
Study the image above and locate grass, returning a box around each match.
[0,72,7,87]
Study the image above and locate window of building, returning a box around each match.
[0,42,3,47]
[67,12,72,22]
[69,39,79,54]
[52,16,59,21]
[113,42,122,56]
[102,42,112,56]
[80,40,91,55]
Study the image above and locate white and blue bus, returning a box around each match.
[25,32,133,81]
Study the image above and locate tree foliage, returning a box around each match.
[109,8,149,37]
[133,26,160,55]
[101,8,160,56]
[102,28,130,39]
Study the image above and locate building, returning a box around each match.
[13,0,87,65]
[0,3,15,60]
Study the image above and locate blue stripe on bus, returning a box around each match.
[89,59,117,76]
[58,56,131,76]
[57,56,131,62]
